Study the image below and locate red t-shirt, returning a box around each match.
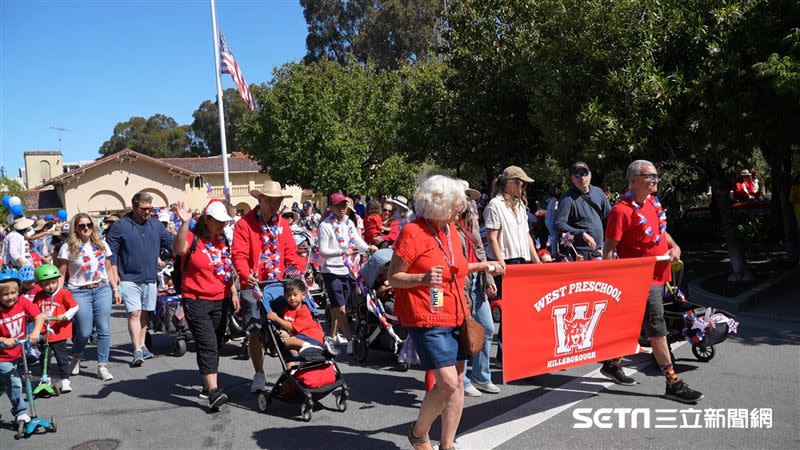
[181,231,233,301]
[0,297,42,361]
[33,289,77,342]
[364,214,383,245]
[281,304,324,342]
[20,284,42,303]
[606,199,672,285]
[393,219,470,328]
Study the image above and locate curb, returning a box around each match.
[688,264,800,313]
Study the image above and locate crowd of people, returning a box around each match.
[1,160,706,447]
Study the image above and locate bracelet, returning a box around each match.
[487,263,496,273]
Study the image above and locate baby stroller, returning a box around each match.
[145,263,192,356]
[639,261,739,362]
[350,249,409,370]
[254,282,349,422]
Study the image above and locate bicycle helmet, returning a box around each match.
[34,264,61,282]
[0,268,21,285]
[19,265,35,283]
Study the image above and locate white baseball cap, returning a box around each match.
[204,200,233,223]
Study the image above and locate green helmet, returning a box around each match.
[34,264,61,282]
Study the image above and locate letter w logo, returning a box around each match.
[552,301,607,356]
[4,318,24,340]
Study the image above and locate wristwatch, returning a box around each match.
[487,264,496,273]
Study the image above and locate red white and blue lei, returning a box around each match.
[200,236,234,283]
[257,211,283,281]
[623,191,667,244]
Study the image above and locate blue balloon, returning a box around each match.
[57,209,68,221]
[44,214,55,221]
[10,204,24,216]
[1,195,10,208]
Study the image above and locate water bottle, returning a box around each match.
[430,287,443,313]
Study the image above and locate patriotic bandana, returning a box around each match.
[79,242,107,280]
[623,191,668,244]
[201,235,234,283]
[326,214,359,278]
[257,210,283,281]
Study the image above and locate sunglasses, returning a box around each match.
[382,208,393,213]
[77,223,93,230]
[138,207,153,213]
[572,171,590,178]
[637,173,661,182]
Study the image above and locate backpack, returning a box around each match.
[171,234,199,295]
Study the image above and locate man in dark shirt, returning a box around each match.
[554,162,611,261]
[106,192,174,367]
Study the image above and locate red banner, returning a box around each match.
[502,257,660,382]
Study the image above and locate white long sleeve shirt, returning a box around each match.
[317,216,369,276]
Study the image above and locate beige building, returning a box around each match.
[23,149,307,218]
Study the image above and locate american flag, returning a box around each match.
[175,303,185,321]
[219,33,256,111]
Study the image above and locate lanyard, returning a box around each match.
[424,220,454,269]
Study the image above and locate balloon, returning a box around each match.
[10,204,24,216]
[2,195,10,208]
[8,196,21,207]
[44,214,55,221]
[57,209,68,221]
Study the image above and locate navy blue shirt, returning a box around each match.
[106,213,175,283]
[554,185,611,255]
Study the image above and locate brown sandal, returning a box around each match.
[408,422,430,449]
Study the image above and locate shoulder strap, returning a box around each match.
[182,234,200,270]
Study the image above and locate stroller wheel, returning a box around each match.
[173,339,187,357]
[241,341,251,360]
[398,361,410,372]
[144,332,152,352]
[300,402,312,422]
[353,337,368,362]
[692,344,715,362]
[335,393,347,412]
[257,392,270,413]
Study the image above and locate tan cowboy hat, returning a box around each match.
[33,219,53,232]
[457,180,480,201]
[281,210,300,221]
[250,180,292,199]
[386,195,409,211]
[12,217,34,231]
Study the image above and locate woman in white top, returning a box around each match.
[57,213,121,381]
[317,193,377,355]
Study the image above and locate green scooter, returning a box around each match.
[1,338,57,439]
[32,319,60,397]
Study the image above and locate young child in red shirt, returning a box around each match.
[17,265,42,303]
[266,279,327,360]
[363,200,384,246]
[0,269,44,425]
[32,264,78,393]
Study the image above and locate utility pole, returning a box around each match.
[49,126,72,153]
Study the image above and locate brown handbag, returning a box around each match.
[456,275,485,356]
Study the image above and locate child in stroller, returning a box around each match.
[146,263,192,356]
[350,249,408,369]
[256,279,349,422]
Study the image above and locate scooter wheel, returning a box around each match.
[173,339,187,357]
[50,417,57,433]
[15,420,24,439]
[54,384,61,396]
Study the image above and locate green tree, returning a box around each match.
[189,88,251,156]
[241,59,419,197]
[98,114,192,157]
[0,176,27,225]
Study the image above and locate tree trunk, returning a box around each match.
[709,172,754,282]
[765,143,799,264]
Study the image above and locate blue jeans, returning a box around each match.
[0,361,27,417]
[70,283,112,364]
[465,274,495,386]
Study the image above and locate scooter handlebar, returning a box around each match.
[0,338,28,348]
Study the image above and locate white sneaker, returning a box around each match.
[70,354,82,376]
[60,379,72,393]
[471,380,501,394]
[346,341,354,355]
[324,338,340,355]
[250,372,267,393]
[97,365,114,381]
[334,334,348,345]
[464,384,482,397]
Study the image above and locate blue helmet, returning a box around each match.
[19,265,35,283]
[0,268,21,286]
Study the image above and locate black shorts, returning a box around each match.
[642,285,668,338]
[322,272,354,308]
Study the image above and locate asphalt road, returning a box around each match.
[1,289,798,450]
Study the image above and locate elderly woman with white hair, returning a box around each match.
[389,175,497,450]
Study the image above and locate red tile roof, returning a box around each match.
[161,154,262,174]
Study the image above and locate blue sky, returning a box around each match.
[0,0,307,177]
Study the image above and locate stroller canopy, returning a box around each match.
[360,249,393,288]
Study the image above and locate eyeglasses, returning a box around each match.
[382,208,393,213]
[138,207,153,213]
[637,173,661,182]
[572,171,590,178]
[77,223,93,230]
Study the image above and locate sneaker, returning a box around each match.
[70,353,82,375]
[464,383,482,397]
[208,388,228,410]
[140,346,155,360]
[324,338,340,355]
[471,380,501,394]
[346,340,354,355]
[334,334,348,345]
[97,365,114,381]
[600,364,636,386]
[299,342,324,358]
[199,388,209,399]
[59,379,72,393]
[664,380,704,404]
[16,413,31,424]
[131,350,144,367]
[250,372,267,393]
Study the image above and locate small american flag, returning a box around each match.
[175,304,185,321]
[219,32,256,111]
[284,264,303,280]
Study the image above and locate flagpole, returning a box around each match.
[210,0,231,201]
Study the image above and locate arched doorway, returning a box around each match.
[88,190,126,214]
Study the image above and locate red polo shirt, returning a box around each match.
[606,200,672,285]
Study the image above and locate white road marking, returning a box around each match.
[457,342,686,450]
